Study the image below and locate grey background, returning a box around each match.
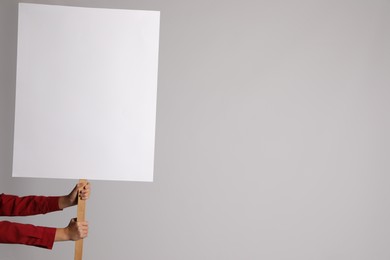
[1,0,389,259]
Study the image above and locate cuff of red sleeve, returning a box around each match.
[35,226,57,249]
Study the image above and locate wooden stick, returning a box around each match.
[74,179,87,260]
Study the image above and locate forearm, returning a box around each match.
[55,227,70,241]
[0,194,61,216]
[58,195,75,210]
[0,221,56,249]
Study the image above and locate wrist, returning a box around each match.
[58,195,73,209]
[55,227,70,241]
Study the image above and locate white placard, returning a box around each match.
[13,3,160,181]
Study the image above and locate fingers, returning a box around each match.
[77,181,91,200]
[76,220,89,239]
[68,218,89,241]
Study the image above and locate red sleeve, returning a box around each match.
[0,221,56,249]
[0,194,62,216]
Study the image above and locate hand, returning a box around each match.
[55,218,88,241]
[66,218,89,241]
[71,181,91,204]
[59,182,91,209]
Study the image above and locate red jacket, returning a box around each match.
[0,193,61,249]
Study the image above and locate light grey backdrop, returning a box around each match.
[1,0,389,259]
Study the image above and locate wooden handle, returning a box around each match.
[74,179,87,260]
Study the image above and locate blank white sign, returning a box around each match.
[13,3,160,181]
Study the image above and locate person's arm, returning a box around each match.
[0,221,57,249]
[0,219,88,249]
[0,182,90,216]
[0,194,61,216]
